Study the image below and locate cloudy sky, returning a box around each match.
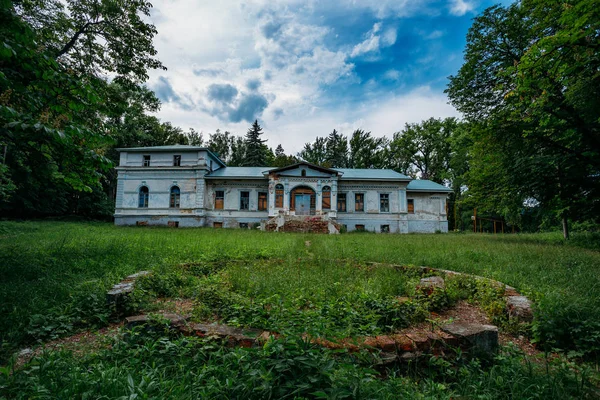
[147,0,510,154]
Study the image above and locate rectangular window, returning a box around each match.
[143,155,151,167]
[240,191,250,210]
[322,187,331,210]
[213,222,223,228]
[355,224,365,231]
[173,155,181,166]
[337,193,347,212]
[380,193,390,212]
[215,190,224,210]
[355,193,364,212]
[407,199,415,214]
[381,225,390,233]
[136,221,148,226]
[275,186,284,208]
[258,192,268,211]
[239,222,249,229]
[168,221,179,228]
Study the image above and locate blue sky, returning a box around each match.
[147,0,511,153]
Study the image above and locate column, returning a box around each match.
[398,188,407,213]
[268,178,276,217]
[283,179,290,210]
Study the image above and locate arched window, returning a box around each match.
[138,186,149,208]
[170,186,180,208]
[275,184,284,208]
[322,186,331,210]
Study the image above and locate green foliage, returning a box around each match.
[2,222,600,362]
[447,0,600,237]
[390,117,457,183]
[243,120,270,167]
[0,334,594,399]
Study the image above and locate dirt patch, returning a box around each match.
[14,323,123,369]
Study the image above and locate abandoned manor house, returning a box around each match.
[114,145,451,233]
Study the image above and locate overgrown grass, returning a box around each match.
[1,220,600,398]
[1,330,595,399]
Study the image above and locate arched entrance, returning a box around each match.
[290,186,316,215]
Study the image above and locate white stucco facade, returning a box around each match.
[114,145,451,233]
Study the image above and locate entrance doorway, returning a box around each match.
[295,194,311,215]
[290,186,316,215]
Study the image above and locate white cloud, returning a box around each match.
[383,69,401,80]
[350,22,397,58]
[425,30,445,40]
[143,1,463,154]
[449,0,475,16]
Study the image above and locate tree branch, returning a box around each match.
[56,20,105,58]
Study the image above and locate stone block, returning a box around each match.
[506,296,533,322]
[405,332,431,351]
[419,276,445,290]
[441,322,498,354]
[392,334,415,352]
[125,313,187,330]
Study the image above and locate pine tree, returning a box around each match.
[244,120,267,166]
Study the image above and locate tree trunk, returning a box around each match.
[562,214,569,240]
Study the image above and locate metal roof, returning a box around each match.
[406,179,452,192]
[205,167,273,179]
[336,169,411,181]
[115,145,226,167]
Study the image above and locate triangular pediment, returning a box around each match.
[266,162,341,178]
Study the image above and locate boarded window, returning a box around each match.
[215,190,224,210]
[258,192,268,211]
[239,222,249,229]
[407,199,414,214]
[380,193,390,212]
[143,155,151,167]
[337,193,347,212]
[213,222,223,228]
[354,193,364,212]
[275,184,284,208]
[173,155,181,166]
[322,186,331,210]
[355,224,365,231]
[240,191,250,210]
[380,225,390,233]
[170,186,180,208]
[168,221,179,228]
[138,186,149,208]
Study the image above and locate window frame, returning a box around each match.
[407,199,415,214]
[143,155,151,167]
[258,191,268,211]
[215,190,224,210]
[275,184,284,208]
[173,155,181,166]
[337,193,347,212]
[380,224,390,233]
[240,191,250,210]
[379,193,390,213]
[322,186,331,210]
[354,193,364,212]
[169,186,181,208]
[138,186,149,208]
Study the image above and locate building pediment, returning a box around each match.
[265,162,342,179]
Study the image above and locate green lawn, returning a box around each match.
[1,221,599,398]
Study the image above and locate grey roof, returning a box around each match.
[115,145,225,167]
[336,169,411,181]
[407,179,452,192]
[205,167,273,179]
[116,145,208,152]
